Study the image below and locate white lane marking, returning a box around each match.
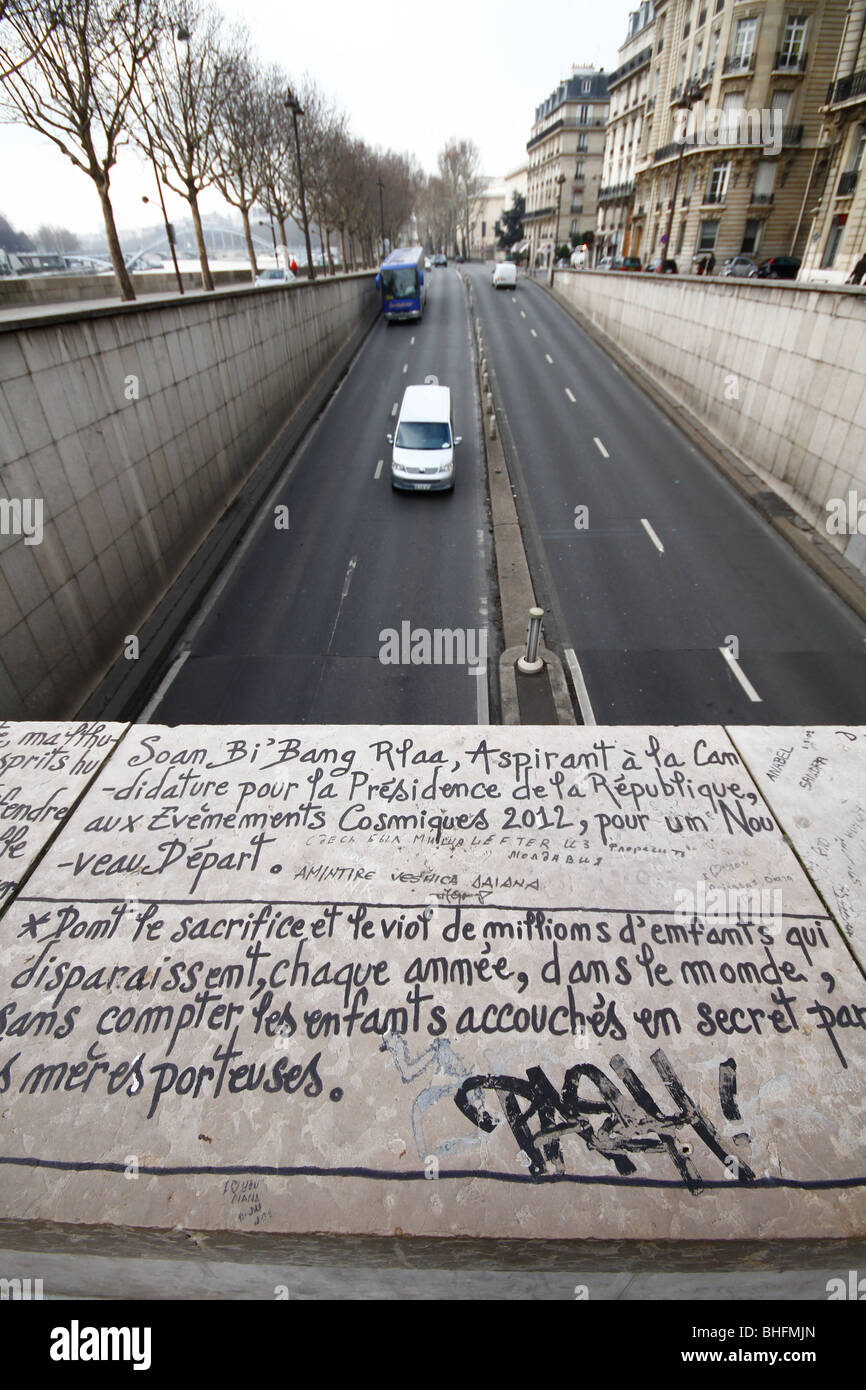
[530,328,537,337]
[139,649,191,722]
[402,362,408,373]
[545,353,554,364]
[410,336,415,345]
[593,436,609,458]
[641,518,664,553]
[391,401,398,416]
[520,310,526,318]
[719,645,762,702]
[341,555,358,598]
[564,647,596,725]
[511,296,516,303]
[565,388,576,403]
[374,459,383,480]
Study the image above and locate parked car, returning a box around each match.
[752,254,801,279]
[644,257,678,274]
[492,260,518,289]
[611,255,642,272]
[255,267,296,286]
[719,255,759,277]
[387,384,461,492]
[432,253,447,267]
[424,256,433,270]
[596,255,616,270]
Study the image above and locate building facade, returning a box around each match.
[525,66,609,267]
[800,2,866,279]
[630,0,846,268]
[598,3,656,259]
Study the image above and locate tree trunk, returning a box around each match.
[188,186,214,290]
[317,220,327,273]
[325,227,335,275]
[241,206,258,279]
[97,179,135,301]
[340,227,348,273]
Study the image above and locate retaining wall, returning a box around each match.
[0,273,378,717]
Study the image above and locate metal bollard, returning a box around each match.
[517,607,545,673]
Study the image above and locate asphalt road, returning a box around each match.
[146,266,494,724]
[466,262,866,725]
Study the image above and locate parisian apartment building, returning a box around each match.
[800,2,866,278]
[524,66,610,266]
[622,0,847,268]
[598,2,657,259]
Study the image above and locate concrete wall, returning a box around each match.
[0,274,378,718]
[552,271,866,571]
[0,267,253,308]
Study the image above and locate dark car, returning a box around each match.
[644,257,678,274]
[615,256,642,272]
[432,253,447,267]
[753,255,800,280]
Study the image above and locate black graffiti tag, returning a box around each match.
[453,1050,755,1192]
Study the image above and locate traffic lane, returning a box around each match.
[151,267,491,724]
[468,264,866,722]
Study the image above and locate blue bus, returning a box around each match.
[377,246,427,322]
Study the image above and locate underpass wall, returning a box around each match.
[552,271,866,571]
[0,273,378,718]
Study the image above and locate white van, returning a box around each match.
[388,384,461,492]
[492,260,518,289]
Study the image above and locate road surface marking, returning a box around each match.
[402,363,408,373]
[593,436,609,457]
[530,328,537,337]
[342,555,358,598]
[511,296,516,303]
[719,646,762,702]
[545,353,554,364]
[391,401,398,416]
[374,459,383,479]
[520,310,526,318]
[410,336,415,345]
[564,647,596,725]
[641,518,665,553]
[565,388,576,403]
[139,648,191,722]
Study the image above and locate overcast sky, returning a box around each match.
[2,0,627,239]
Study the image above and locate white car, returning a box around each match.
[387,384,461,492]
[491,261,518,289]
[255,266,296,286]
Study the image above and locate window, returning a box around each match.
[706,161,730,202]
[741,219,763,254]
[848,124,866,173]
[577,134,587,150]
[709,29,721,66]
[583,78,592,93]
[578,104,590,123]
[753,159,777,199]
[732,17,757,65]
[721,92,745,141]
[698,218,719,250]
[576,160,585,179]
[779,16,808,65]
[821,214,847,268]
[676,219,687,253]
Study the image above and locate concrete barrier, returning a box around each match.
[552,271,866,574]
[0,720,862,1272]
[0,274,378,718]
[0,267,252,309]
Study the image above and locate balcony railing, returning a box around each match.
[774,50,807,73]
[722,53,755,75]
[598,181,635,202]
[838,170,859,197]
[750,192,774,204]
[703,189,726,205]
[646,95,656,111]
[826,67,866,106]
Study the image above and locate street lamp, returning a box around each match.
[284,88,315,281]
[549,172,567,286]
[660,82,703,270]
[377,177,386,263]
[141,111,184,294]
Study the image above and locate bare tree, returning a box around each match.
[135,0,234,291]
[437,138,484,256]
[0,0,162,299]
[35,223,81,252]
[213,42,265,277]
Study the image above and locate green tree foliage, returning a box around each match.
[496,192,524,251]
